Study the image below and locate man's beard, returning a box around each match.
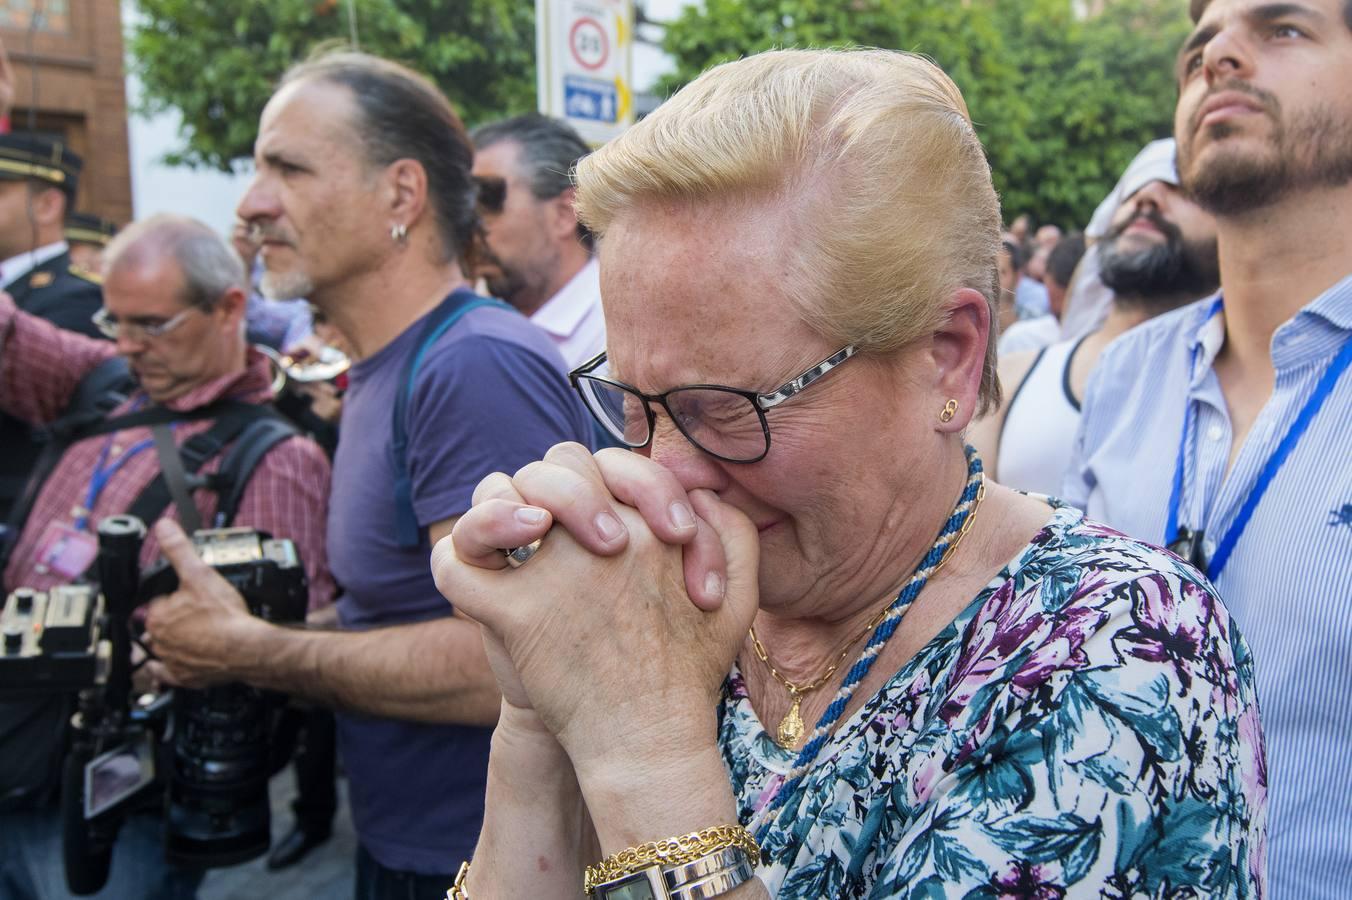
[1179,80,1352,216]
[479,247,553,314]
[260,268,314,302]
[1099,209,1219,310]
[481,265,528,310]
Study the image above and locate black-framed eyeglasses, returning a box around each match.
[568,345,859,463]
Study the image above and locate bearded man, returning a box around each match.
[1066,1,1352,895]
[971,149,1219,496]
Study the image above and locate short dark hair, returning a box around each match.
[280,51,478,265]
[1190,0,1352,28]
[1000,239,1024,272]
[1046,231,1087,289]
[471,114,590,200]
[471,114,594,249]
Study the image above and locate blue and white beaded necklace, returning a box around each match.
[748,446,986,840]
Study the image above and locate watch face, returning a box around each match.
[598,871,661,900]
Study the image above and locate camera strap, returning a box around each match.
[151,425,203,533]
[0,403,236,573]
[125,403,286,533]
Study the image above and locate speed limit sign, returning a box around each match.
[569,17,608,71]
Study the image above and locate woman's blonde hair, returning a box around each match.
[575,48,1003,413]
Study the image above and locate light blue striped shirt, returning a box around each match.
[1065,275,1352,898]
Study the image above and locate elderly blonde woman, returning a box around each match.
[433,50,1266,899]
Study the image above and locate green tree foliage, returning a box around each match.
[659,0,1192,228]
[130,0,537,171]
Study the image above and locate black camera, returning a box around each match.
[0,515,307,895]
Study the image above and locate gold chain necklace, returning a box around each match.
[748,473,986,749]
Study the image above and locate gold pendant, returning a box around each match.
[776,694,805,748]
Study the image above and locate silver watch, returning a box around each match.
[590,847,755,900]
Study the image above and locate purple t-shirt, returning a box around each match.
[328,289,593,872]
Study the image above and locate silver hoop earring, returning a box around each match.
[391,223,407,243]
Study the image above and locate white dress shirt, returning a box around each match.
[529,258,605,369]
[1,241,70,289]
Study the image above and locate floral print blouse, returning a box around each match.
[721,507,1266,898]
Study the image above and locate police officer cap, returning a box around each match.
[64,211,118,247]
[0,133,82,199]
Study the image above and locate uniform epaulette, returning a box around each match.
[69,265,103,285]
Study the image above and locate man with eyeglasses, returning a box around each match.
[0,213,333,899]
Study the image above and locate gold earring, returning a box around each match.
[940,399,959,423]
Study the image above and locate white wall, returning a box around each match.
[126,72,254,238]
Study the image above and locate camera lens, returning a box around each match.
[163,684,272,867]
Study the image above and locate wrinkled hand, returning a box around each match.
[433,442,732,714]
[432,442,760,772]
[143,520,263,689]
[443,443,731,605]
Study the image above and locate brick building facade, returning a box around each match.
[1,0,132,226]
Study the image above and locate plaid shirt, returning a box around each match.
[0,294,335,611]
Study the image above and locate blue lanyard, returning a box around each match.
[75,399,161,531]
[1166,307,1352,581]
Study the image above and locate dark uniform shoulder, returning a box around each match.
[11,252,106,340]
[68,264,103,286]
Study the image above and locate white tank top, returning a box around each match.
[998,337,1088,497]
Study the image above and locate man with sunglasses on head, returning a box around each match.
[0,212,333,900]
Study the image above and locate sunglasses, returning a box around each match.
[474,175,507,214]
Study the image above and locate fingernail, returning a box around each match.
[595,511,625,543]
[669,501,695,531]
[705,571,725,601]
[515,506,548,525]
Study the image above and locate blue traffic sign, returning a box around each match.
[564,75,618,123]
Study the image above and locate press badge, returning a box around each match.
[34,521,99,580]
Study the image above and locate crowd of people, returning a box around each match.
[0,0,1348,897]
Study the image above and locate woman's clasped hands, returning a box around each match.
[430,442,761,772]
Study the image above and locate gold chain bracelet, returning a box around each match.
[583,825,761,894]
[445,860,471,900]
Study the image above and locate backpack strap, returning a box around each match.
[36,402,228,445]
[52,356,136,435]
[0,368,212,571]
[390,292,511,548]
[124,403,277,527]
[211,415,300,527]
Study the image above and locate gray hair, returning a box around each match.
[471,114,591,201]
[471,114,594,249]
[104,213,246,309]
